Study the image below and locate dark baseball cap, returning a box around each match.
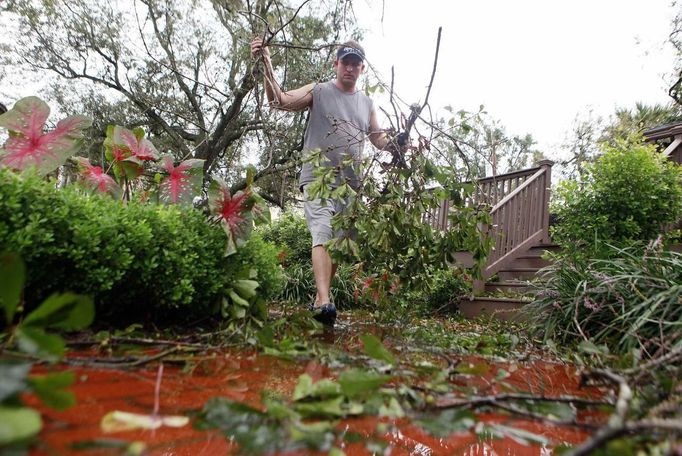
[337,45,365,61]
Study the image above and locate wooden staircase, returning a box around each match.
[429,160,557,320]
[460,243,559,321]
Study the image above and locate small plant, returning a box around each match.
[278,263,358,309]
[551,135,682,256]
[401,268,471,315]
[0,252,94,449]
[525,241,682,356]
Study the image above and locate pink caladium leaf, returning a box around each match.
[208,179,255,256]
[0,96,91,175]
[103,126,145,181]
[73,157,121,197]
[158,155,204,205]
[112,126,159,161]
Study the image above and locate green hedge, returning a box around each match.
[0,169,283,320]
[259,212,311,267]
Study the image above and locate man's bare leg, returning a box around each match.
[312,245,337,306]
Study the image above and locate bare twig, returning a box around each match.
[434,392,611,409]
[566,369,634,456]
[66,336,209,350]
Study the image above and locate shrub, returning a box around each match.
[551,137,682,254]
[0,169,278,321]
[228,234,285,302]
[524,241,682,355]
[259,213,311,267]
[398,268,471,316]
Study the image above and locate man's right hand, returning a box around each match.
[251,37,271,61]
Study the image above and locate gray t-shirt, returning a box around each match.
[298,81,374,190]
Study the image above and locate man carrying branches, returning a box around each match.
[251,37,401,326]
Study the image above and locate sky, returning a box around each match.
[352,0,679,156]
[1,0,677,161]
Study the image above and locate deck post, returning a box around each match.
[538,160,554,244]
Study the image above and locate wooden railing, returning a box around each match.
[482,160,553,277]
[427,160,553,278]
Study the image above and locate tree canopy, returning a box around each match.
[1,0,361,206]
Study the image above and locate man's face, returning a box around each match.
[334,55,364,89]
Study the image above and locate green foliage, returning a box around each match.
[400,268,472,315]
[0,169,276,321]
[525,242,682,355]
[0,252,92,449]
[259,213,311,267]
[278,263,359,309]
[552,137,682,255]
[305,142,491,307]
[359,334,396,365]
[228,234,285,303]
[197,364,399,455]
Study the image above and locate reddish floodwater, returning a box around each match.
[26,318,608,455]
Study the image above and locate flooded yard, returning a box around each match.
[26,312,610,455]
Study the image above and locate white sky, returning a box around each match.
[353,0,678,155]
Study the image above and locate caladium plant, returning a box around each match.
[104,125,159,181]
[0,97,91,175]
[158,155,204,205]
[72,157,121,197]
[208,176,270,256]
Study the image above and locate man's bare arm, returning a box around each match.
[251,38,314,112]
[368,108,391,149]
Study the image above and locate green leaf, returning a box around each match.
[578,340,610,356]
[293,374,341,401]
[0,406,42,445]
[338,369,392,398]
[378,397,404,418]
[28,371,76,410]
[0,361,31,402]
[16,326,65,359]
[23,292,94,331]
[416,409,476,437]
[294,396,347,418]
[132,127,146,142]
[228,289,250,308]
[246,165,256,187]
[359,334,396,365]
[233,280,259,299]
[0,251,25,323]
[453,362,490,376]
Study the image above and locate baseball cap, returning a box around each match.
[337,45,365,61]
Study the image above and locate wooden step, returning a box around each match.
[508,256,552,269]
[523,243,560,257]
[497,268,540,281]
[459,296,529,322]
[484,281,533,294]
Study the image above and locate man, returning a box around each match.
[251,38,398,326]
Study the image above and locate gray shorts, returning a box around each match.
[302,186,355,247]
